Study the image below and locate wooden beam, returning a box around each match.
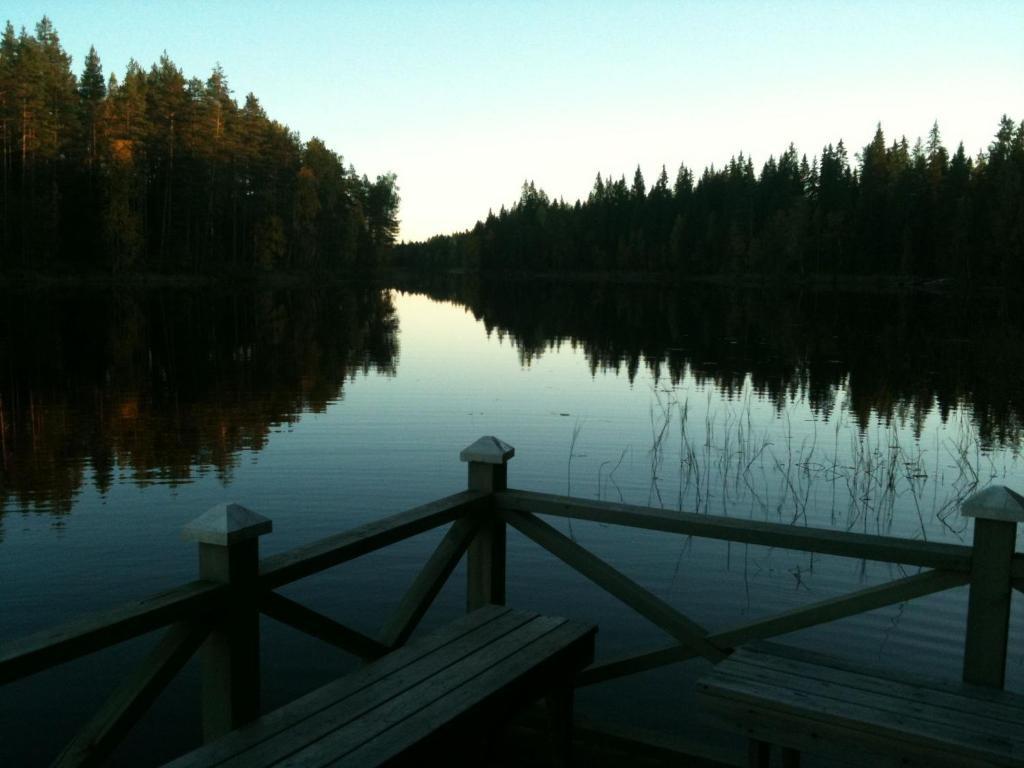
[578,568,967,686]
[497,490,973,571]
[380,517,479,649]
[963,519,1017,688]
[259,491,488,589]
[1014,579,1024,595]
[52,620,209,768]
[260,592,390,661]
[502,509,727,662]
[0,581,226,685]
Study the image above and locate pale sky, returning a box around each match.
[7,1,1023,241]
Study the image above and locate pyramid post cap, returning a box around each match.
[183,503,272,546]
[961,485,1024,523]
[459,436,515,465]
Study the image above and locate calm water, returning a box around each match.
[1,280,1023,765]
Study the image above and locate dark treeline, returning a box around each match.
[0,286,398,518]
[399,276,1024,448]
[0,17,399,274]
[397,118,1024,284]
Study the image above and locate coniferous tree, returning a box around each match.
[0,17,399,275]
[396,117,1023,288]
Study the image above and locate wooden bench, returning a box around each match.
[697,642,1024,768]
[164,605,596,767]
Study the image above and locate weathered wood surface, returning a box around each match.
[466,450,509,611]
[260,591,390,660]
[258,491,487,589]
[0,580,226,685]
[163,607,521,767]
[698,644,1024,768]
[163,606,596,768]
[502,508,727,662]
[579,568,968,686]
[497,490,975,571]
[196,535,263,742]
[963,518,1018,688]
[53,620,210,768]
[380,517,479,649]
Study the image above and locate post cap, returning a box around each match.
[961,485,1024,523]
[183,503,273,546]
[460,436,515,465]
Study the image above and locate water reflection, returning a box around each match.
[3,277,1022,523]
[0,286,398,516]
[404,276,1024,448]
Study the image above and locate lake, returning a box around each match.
[1,278,1022,765]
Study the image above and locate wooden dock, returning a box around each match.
[1,436,1022,767]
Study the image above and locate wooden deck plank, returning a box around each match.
[263,616,572,767]
[712,660,1024,742]
[746,641,1024,708]
[699,675,1022,762]
[163,606,516,767]
[324,621,595,766]
[703,700,1000,768]
[207,611,548,768]
[730,647,1024,724]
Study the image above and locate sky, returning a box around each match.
[6,1,1023,241]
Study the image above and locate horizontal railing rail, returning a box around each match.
[259,490,488,589]
[0,581,229,686]
[1,436,1021,768]
[496,489,978,571]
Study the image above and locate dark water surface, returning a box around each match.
[1,279,1022,765]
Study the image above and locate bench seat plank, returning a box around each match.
[331,619,592,766]
[744,641,1024,717]
[729,647,1024,729]
[164,606,520,767]
[165,606,595,768]
[698,645,1024,768]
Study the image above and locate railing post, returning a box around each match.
[183,502,272,741]
[461,436,514,611]
[961,485,1023,688]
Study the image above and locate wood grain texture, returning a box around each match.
[698,645,1024,768]
[259,491,487,589]
[380,517,479,649]
[502,508,726,662]
[162,606,520,767]
[497,490,974,571]
[260,592,390,660]
[578,569,967,686]
[163,608,595,768]
[53,620,210,768]
[0,580,226,685]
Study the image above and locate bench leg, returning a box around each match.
[781,746,800,768]
[748,738,771,768]
[545,683,574,767]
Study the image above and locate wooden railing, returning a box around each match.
[1,436,1022,767]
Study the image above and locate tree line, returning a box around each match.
[0,17,399,274]
[397,118,1024,285]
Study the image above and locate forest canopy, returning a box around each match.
[397,117,1024,285]
[0,17,400,274]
